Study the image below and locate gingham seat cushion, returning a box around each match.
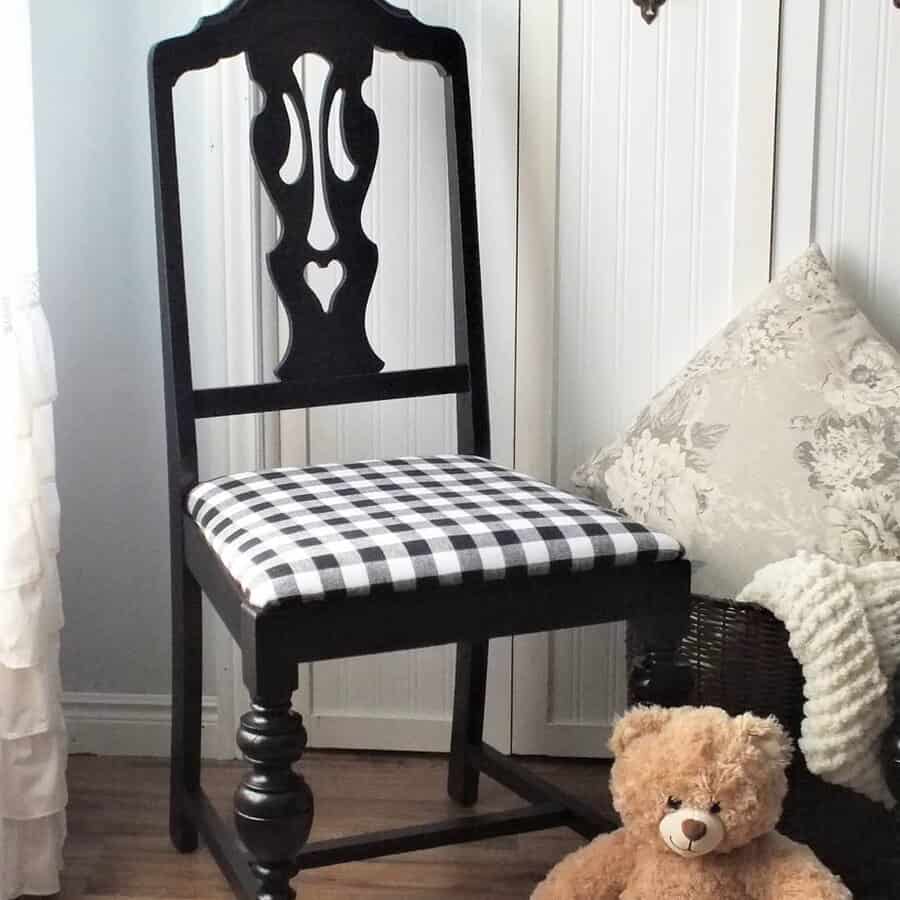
[187,455,684,609]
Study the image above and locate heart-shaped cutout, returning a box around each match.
[304,259,344,313]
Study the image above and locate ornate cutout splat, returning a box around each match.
[248,28,384,380]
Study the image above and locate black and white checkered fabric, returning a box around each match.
[187,455,683,609]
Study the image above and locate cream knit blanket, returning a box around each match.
[736,552,900,809]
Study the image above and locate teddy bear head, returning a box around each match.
[609,706,793,859]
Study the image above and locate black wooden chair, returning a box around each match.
[149,2,692,898]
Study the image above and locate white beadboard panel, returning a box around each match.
[301,1,520,753]
[812,1,900,349]
[547,623,627,727]
[554,0,746,486]
[771,0,823,272]
[311,646,455,722]
[515,0,560,483]
[179,55,281,477]
[514,0,778,756]
[730,1,780,310]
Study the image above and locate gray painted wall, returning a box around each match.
[31,1,214,696]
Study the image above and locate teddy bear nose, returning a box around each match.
[681,819,708,842]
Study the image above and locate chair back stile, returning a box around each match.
[149,0,491,506]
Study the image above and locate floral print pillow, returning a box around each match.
[573,245,900,599]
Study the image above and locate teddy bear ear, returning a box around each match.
[734,713,794,768]
[609,706,675,756]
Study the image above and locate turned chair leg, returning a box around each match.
[448,641,489,806]
[170,561,203,853]
[235,677,314,900]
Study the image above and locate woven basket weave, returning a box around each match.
[680,595,899,898]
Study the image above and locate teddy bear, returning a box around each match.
[532,706,851,900]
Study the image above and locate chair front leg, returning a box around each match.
[235,680,314,899]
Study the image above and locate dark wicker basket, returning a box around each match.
[681,595,899,899]
[680,596,805,738]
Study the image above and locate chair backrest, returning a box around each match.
[149,0,490,494]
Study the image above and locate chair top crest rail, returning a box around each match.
[150,0,464,85]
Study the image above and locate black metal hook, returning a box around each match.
[638,0,899,24]
[634,0,667,25]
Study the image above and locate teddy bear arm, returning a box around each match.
[530,829,634,900]
[740,833,851,900]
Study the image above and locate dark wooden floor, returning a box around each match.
[59,751,611,899]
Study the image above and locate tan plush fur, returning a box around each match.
[532,707,851,900]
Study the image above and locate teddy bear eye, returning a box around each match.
[666,796,682,810]
[710,801,722,814]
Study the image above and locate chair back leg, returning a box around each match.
[448,641,490,806]
[626,579,693,708]
[170,562,203,852]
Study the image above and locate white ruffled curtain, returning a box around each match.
[0,1,67,896]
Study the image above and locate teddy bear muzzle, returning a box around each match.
[659,807,726,858]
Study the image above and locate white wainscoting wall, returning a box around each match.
[512,0,780,756]
[47,0,900,758]
[775,0,900,346]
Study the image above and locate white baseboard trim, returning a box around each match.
[64,692,224,759]
[306,713,452,754]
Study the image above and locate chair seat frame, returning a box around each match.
[149,2,692,897]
